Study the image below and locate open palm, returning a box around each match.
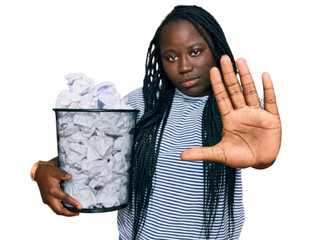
[180,55,282,169]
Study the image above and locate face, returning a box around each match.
[159,19,217,97]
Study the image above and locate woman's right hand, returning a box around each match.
[35,157,82,216]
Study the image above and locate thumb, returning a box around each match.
[180,145,226,163]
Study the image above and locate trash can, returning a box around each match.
[53,108,139,213]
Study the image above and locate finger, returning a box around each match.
[36,164,71,183]
[52,187,82,211]
[39,186,80,216]
[45,184,82,216]
[262,72,279,115]
[236,58,261,108]
[49,168,83,211]
[210,67,233,116]
[57,171,72,181]
[180,145,227,164]
[52,167,72,181]
[48,197,80,217]
[221,55,246,109]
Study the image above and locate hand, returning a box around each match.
[180,55,282,169]
[35,157,82,216]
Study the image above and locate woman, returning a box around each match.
[32,5,281,239]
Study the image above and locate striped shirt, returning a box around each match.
[117,88,244,239]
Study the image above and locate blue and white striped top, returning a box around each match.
[117,88,244,239]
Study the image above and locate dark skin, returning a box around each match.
[35,157,82,216]
[159,19,217,97]
[34,19,281,216]
[160,19,281,169]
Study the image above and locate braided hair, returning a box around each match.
[130,5,238,239]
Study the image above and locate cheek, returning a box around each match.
[162,63,178,83]
[198,58,217,78]
[197,63,211,79]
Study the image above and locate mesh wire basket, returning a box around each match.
[54,108,138,213]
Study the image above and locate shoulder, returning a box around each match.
[123,88,144,109]
[123,88,145,120]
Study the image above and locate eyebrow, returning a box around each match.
[188,43,207,49]
[161,42,207,56]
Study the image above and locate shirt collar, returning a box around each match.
[175,88,209,101]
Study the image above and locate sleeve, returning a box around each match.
[123,88,145,121]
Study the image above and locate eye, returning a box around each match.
[168,55,178,62]
[191,49,201,57]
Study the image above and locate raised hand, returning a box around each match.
[180,55,282,169]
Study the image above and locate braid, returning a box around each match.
[131,5,237,239]
[131,36,175,238]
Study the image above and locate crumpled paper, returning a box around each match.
[56,73,131,109]
[55,73,135,210]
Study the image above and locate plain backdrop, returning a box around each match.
[1,0,311,239]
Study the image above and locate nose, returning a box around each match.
[178,55,193,74]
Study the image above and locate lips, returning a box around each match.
[181,77,200,88]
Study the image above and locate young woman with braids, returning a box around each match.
[32,5,281,239]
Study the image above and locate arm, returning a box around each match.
[33,156,82,216]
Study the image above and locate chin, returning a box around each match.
[183,89,209,97]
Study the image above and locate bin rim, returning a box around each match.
[53,108,139,113]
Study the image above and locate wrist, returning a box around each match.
[30,160,58,181]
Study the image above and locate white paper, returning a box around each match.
[55,73,135,210]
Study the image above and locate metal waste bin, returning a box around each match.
[54,108,138,213]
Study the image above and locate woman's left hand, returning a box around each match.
[180,55,282,169]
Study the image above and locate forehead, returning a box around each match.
[159,19,207,49]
